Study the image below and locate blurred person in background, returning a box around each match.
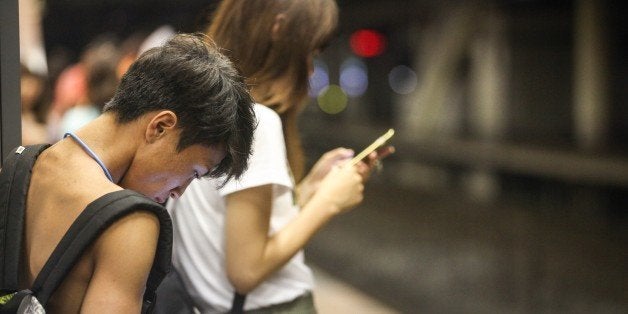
[19,0,48,76]
[46,61,87,142]
[21,64,50,145]
[57,35,121,139]
[162,0,393,313]
[116,32,151,79]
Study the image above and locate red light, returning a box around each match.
[350,29,386,58]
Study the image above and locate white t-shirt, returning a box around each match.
[167,104,314,312]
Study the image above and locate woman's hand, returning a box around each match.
[355,145,395,182]
[313,163,364,215]
[296,148,354,207]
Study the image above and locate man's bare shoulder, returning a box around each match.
[94,209,161,258]
[44,205,161,313]
[90,209,161,280]
[78,209,160,312]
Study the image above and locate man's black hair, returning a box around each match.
[104,33,256,183]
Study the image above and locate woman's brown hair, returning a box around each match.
[206,0,338,181]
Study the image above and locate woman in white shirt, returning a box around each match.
[167,0,392,312]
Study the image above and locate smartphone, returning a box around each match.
[350,128,395,166]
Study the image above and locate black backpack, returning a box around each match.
[0,144,173,313]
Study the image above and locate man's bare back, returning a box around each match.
[23,140,159,313]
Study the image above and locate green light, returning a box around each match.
[317,85,348,114]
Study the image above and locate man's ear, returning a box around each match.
[146,110,178,143]
[271,13,287,42]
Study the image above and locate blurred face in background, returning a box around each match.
[21,71,43,112]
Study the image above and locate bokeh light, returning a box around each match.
[350,29,387,58]
[340,57,368,97]
[308,59,330,97]
[317,85,348,114]
[388,65,418,94]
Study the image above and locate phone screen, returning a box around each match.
[350,129,395,166]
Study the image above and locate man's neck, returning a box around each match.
[69,113,142,184]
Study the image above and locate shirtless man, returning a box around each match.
[15,34,255,312]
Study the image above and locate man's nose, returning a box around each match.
[169,187,183,199]
[170,181,192,199]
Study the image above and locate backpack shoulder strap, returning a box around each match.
[30,189,172,311]
[0,144,51,292]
